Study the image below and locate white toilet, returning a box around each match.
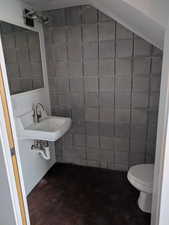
[127,164,154,213]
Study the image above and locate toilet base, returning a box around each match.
[138,191,152,213]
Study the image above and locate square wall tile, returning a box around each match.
[63,133,73,147]
[6,63,20,78]
[100,150,114,161]
[132,93,148,108]
[68,61,82,77]
[133,58,151,75]
[84,41,98,59]
[53,44,67,60]
[99,122,114,137]
[83,24,98,42]
[70,77,83,92]
[67,26,81,43]
[100,136,114,149]
[2,33,15,48]
[115,109,130,124]
[116,58,131,76]
[131,140,146,153]
[114,137,129,152]
[72,108,85,121]
[52,27,66,43]
[31,62,42,75]
[87,136,99,148]
[115,151,128,164]
[17,49,29,63]
[55,77,69,93]
[68,42,82,60]
[55,61,68,76]
[56,94,71,107]
[71,93,84,107]
[84,59,98,76]
[100,108,114,122]
[85,77,98,92]
[132,109,147,125]
[72,122,85,135]
[99,21,115,41]
[115,91,131,109]
[15,32,28,48]
[116,40,133,58]
[87,148,100,161]
[116,76,131,92]
[85,108,99,121]
[131,125,147,141]
[115,124,130,137]
[86,93,99,107]
[100,92,114,107]
[86,122,99,136]
[100,77,114,92]
[99,40,115,58]
[133,77,149,92]
[99,58,114,76]
[20,79,33,92]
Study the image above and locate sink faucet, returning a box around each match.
[33,103,46,123]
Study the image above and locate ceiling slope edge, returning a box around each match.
[90,0,164,49]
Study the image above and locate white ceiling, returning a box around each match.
[23,0,89,11]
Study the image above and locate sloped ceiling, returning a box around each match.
[23,0,169,49]
[23,0,89,10]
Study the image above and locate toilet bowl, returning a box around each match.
[127,164,154,213]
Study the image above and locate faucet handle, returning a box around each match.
[32,104,36,112]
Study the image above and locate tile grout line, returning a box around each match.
[97,9,102,168]
[144,45,154,163]
[64,8,74,153]
[80,6,88,164]
[113,21,117,170]
[128,32,135,168]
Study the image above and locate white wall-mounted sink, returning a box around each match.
[15,111,72,141]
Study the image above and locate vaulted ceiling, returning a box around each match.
[23,0,169,49]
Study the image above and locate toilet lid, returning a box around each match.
[128,164,154,193]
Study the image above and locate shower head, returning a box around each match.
[23,9,49,25]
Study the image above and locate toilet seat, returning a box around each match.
[127,164,154,194]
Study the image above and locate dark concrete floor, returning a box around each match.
[28,163,150,225]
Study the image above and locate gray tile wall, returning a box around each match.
[44,5,162,170]
[0,22,44,95]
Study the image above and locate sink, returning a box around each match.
[15,112,72,141]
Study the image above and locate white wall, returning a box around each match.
[0,0,54,196]
[0,141,16,225]
[121,0,169,28]
[12,90,55,194]
[151,20,169,225]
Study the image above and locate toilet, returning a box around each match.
[127,164,154,213]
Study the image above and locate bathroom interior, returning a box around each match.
[0,3,163,225]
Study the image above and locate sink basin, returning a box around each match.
[15,112,72,141]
